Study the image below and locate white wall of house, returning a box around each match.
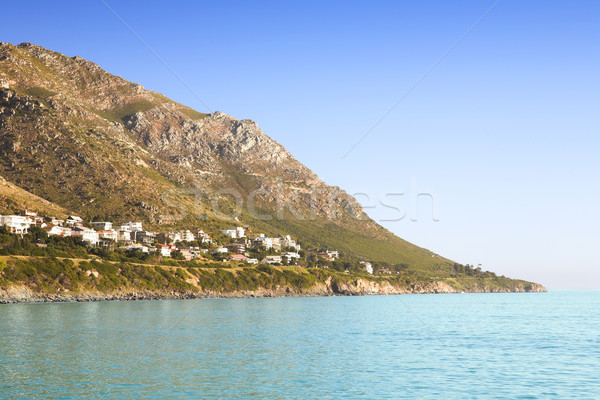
[0,215,31,234]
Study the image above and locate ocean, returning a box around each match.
[1,291,598,399]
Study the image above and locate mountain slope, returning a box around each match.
[0,42,516,281]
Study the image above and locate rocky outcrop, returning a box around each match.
[0,277,546,304]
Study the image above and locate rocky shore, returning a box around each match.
[0,278,547,304]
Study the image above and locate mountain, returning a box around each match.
[0,42,539,288]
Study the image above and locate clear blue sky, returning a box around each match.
[2,1,599,289]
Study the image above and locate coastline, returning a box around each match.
[0,279,547,304]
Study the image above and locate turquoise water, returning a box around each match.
[1,292,599,399]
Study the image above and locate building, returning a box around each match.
[117,229,131,242]
[0,215,31,234]
[254,235,273,250]
[271,237,281,251]
[65,216,84,227]
[124,222,143,232]
[44,217,65,226]
[156,244,172,257]
[221,228,237,239]
[177,247,194,261]
[179,230,195,242]
[134,231,155,246]
[360,261,373,274]
[91,222,113,230]
[221,227,245,239]
[235,226,245,238]
[318,250,339,261]
[213,247,229,254]
[121,243,149,253]
[71,227,98,245]
[43,225,63,236]
[280,235,301,251]
[192,229,212,243]
[98,238,116,251]
[262,255,282,265]
[97,230,118,241]
[226,243,246,254]
[246,258,259,265]
[282,252,301,264]
[230,254,248,262]
[44,225,73,237]
[156,232,175,244]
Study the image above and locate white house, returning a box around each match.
[91,221,113,230]
[281,235,300,251]
[360,261,373,274]
[44,225,64,236]
[221,228,238,239]
[118,229,131,242]
[121,243,149,253]
[156,244,172,257]
[282,252,301,264]
[263,255,282,265]
[124,222,143,232]
[246,258,259,265]
[98,230,118,241]
[71,227,98,245]
[65,216,84,227]
[213,246,229,254]
[235,226,245,238]
[254,235,273,249]
[180,230,195,242]
[0,215,31,234]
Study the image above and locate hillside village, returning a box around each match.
[0,209,374,274]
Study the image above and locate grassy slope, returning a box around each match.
[0,175,68,217]
[0,256,541,299]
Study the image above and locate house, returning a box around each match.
[121,243,149,253]
[221,228,238,239]
[318,250,339,261]
[134,231,155,246]
[44,217,64,226]
[156,244,172,257]
[97,230,118,241]
[179,230,195,242]
[282,252,301,264]
[0,215,31,234]
[360,261,373,274]
[156,232,175,244]
[98,238,116,251]
[226,243,246,254]
[235,226,245,238]
[187,247,205,259]
[117,229,131,242]
[91,222,113,230]
[254,235,273,250]
[71,227,98,245]
[21,209,43,225]
[177,247,194,261]
[65,216,84,227]
[213,247,229,254]
[192,229,212,244]
[280,235,301,251]
[43,225,63,236]
[44,225,72,237]
[124,222,143,232]
[262,255,282,265]
[246,258,259,265]
[269,237,281,251]
[230,254,248,262]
